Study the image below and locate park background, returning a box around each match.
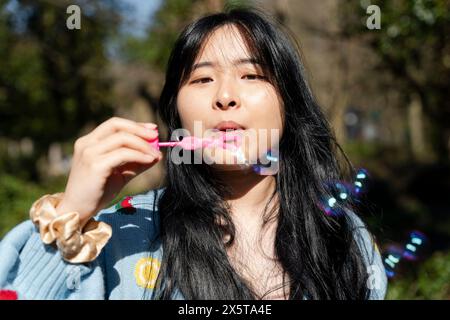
[0,0,449,299]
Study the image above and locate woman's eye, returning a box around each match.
[191,77,212,84]
[242,74,267,81]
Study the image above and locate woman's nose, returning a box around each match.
[214,82,241,110]
[215,98,239,110]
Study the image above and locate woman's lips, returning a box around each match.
[213,120,245,131]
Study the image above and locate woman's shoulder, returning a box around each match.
[344,208,388,299]
[344,209,380,262]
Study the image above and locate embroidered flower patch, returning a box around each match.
[134,257,161,289]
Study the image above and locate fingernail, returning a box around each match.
[146,130,158,140]
[143,123,158,129]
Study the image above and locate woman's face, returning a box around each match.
[177,24,283,171]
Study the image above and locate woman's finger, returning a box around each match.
[89,117,158,142]
[95,131,161,157]
[99,147,161,172]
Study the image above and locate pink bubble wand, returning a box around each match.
[147,133,279,175]
[148,135,242,151]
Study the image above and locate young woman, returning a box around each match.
[0,8,386,300]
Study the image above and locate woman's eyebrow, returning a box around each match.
[192,58,262,70]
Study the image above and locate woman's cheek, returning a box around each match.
[177,90,200,132]
[178,88,214,132]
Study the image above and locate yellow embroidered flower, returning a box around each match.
[134,257,161,289]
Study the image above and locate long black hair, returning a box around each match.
[153,7,371,300]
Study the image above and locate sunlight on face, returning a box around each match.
[177,24,283,171]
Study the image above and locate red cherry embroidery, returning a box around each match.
[121,196,133,208]
[115,196,136,215]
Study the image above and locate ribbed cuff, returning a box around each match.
[0,221,94,299]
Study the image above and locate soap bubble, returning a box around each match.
[352,168,370,196]
[383,245,404,278]
[317,168,372,216]
[382,230,428,278]
[228,146,279,176]
[251,149,279,175]
[402,230,427,261]
[320,182,353,216]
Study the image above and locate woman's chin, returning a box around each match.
[203,147,241,163]
[203,146,268,175]
[209,163,253,173]
[204,144,270,164]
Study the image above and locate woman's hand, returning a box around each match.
[55,117,162,226]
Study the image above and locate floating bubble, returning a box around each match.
[228,146,280,176]
[352,168,369,196]
[252,149,279,175]
[318,181,354,216]
[402,230,427,261]
[318,196,343,217]
[317,168,372,216]
[382,231,428,278]
[383,245,404,278]
[318,197,340,216]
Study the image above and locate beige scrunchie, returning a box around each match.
[30,193,112,264]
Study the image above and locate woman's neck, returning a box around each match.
[214,169,286,299]
[214,169,277,220]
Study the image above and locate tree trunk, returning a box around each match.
[408,93,429,162]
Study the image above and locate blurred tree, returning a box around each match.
[120,0,252,70]
[118,0,248,113]
[0,0,124,180]
[339,0,450,163]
